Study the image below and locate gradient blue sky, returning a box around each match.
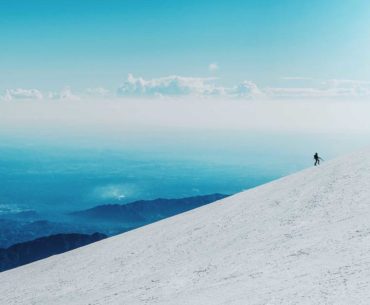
[1,0,370,91]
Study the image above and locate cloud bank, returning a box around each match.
[1,87,82,102]
[2,88,44,101]
[2,75,370,142]
[47,87,81,101]
[2,75,370,102]
[116,74,264,99]
[116,74,224,97]
[1,98,370,137]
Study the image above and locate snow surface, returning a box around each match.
[2,149,370,304]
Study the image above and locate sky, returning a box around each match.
[1,0,370,90]
[1,0,370,137]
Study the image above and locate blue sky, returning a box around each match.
[1,0,370,92]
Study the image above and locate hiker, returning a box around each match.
[314,152,323,166]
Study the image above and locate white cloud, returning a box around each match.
[208,63,219,72]
[266,79,370,99]
[230,81,264,98]
[321,79,370,97]
[117,74,224,97]
[86,87,110,97]
[323,79,370,87]
[2,88,43,101]
[47,87,80,101]
[0,87,82,102]
[117,74,263,99]
[266,87,328,99]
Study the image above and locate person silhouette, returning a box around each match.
[314,152,323,166]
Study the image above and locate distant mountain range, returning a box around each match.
[0,194,227,248]
[0,232,106,272]
[69,193,228,226]
[0,218,98,248]
[0,193,227,271]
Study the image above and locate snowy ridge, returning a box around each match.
[2,149,370,304]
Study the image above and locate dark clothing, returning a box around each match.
[314,153,321,166]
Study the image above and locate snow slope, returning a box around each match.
[2,149,370,304]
